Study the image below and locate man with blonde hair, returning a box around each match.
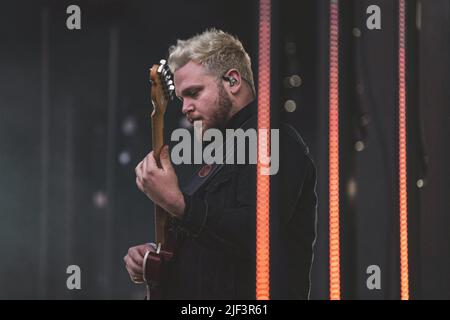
[124,28,317,299]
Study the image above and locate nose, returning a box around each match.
[182,99,194,115]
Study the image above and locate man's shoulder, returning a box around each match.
[243,116,310,155]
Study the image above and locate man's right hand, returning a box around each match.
[123,243,156,284]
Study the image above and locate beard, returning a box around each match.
[209,82,233,131]
[194,83,233,143]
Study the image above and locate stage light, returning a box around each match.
[352,27,361,38]
[93,191,108,209]
[284,75,302,89]
[360,114,370,126]
[289,75,302,87]
[416,179,424,188]
[284,100,297,113]
[122,116,137,136]
[355,141,365,152]
[347,178,357,199]
[118,151,131,165]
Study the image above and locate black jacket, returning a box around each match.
[162,101,317,300]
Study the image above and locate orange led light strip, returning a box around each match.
[329,0,341,300]
[398,0,410,300]
[256,0,271,300]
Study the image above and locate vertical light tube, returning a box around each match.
[398,0,410,300]
[256,0,271,300]
[329,0,341,300]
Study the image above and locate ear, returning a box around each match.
[223,69,242,95]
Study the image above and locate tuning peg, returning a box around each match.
[163,65,171,73]
[160,59,167,65]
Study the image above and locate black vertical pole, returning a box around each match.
[105,26,119,298]
[38,7,50,300]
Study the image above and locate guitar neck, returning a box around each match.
[151,112,169,245]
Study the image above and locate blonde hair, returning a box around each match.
[168,28,256,97]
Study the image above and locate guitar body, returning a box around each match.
[142,234,175,299]
[142,60,176,300]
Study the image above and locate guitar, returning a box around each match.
[142,59,177,300]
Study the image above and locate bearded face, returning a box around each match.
[174,61,234,135]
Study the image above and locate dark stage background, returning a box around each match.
[0,0,448,299]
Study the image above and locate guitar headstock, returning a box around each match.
[149,59,175,116]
